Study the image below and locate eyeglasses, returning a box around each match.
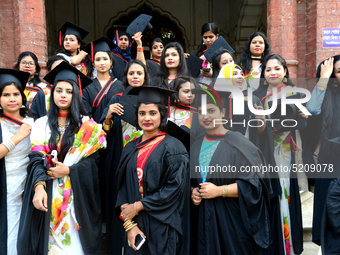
[20,61,35,66]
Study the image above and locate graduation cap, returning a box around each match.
[165,120,190,152]
[186,55,204,77]
[204,36,235,64]
[192,87,230,108]
[43,61,92,97]
[267,94,307,132]
[107,25,130,42]
[115,87,138,126]
[81,36,117,62]
[0,69,30,91]
[128,86,176,105]
[126,14,153,35]
[58,21,89,47]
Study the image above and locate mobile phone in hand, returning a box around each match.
[203,67,211,72]
[135,234,146,250]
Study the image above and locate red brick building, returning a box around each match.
[1,0,340,86]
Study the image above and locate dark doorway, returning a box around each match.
[107,4,186,59]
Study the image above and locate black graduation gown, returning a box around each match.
[30,84,53,120]
[0,125,8,254]
[190,131,271,255]
[115,135,189,255]
[17,151,101,255]
[111,54,126,81]
[98,92,127,255]
[321,178,340,255]
[82,77,124,122]
[145,59,160,78]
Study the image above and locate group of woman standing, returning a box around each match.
[0,18,338,255]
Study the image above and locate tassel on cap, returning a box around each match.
[78,75,83,97]
[59,31,62,47]
[91,42,94,62]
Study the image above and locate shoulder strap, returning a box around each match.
[92,78,117,109]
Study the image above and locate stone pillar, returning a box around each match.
[0,0,48,74]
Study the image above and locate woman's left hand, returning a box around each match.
[199,182,222,199]
[134,32,143,47]
[47,159,70,179]
[299,107,309,120]
[120,203,136,221]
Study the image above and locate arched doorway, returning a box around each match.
[106,4,186,59]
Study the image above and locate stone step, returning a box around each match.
[302,242,320,255]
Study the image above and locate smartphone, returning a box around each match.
[43,154,56,168]
[135,234,146,250]
[203,67,211,72]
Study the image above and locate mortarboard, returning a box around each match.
[0,69,30,91]
[126,14,153,35]
[107,25,130,42]
[165,120,190,152]
[192,87,230,108]
[43,61,92,96]
[186,55,204,78]
[128,85,176,105]
[58,21,89,47]
[204,36,235,64]
[81,36,117,62]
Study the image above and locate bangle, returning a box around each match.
[34,181,46,191]
[134,202,138,215]
[317,81,328,90]
[137,47,144,52]
[2,139,15,151]
[103,120,113,131]
[125,223,137,232]
[222,185,228,197]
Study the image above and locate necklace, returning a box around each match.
[58,122,69,135]
[58,113,68,117]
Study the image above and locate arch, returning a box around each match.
[104,1,189,50]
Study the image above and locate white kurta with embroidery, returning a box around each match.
[4,117,33,255]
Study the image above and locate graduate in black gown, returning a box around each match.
[115,86,189,255]
[17,62,103,254]
[145,38,163,77]
[81,37,124,121]
[99,59,150,255]
[190,87,271,255]
[321,178,340,255]
[151,42,190,89]
[30,55,66,120]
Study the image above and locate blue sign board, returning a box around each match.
[323,28,340,47]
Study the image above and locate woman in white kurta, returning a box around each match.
[0,68,32,255]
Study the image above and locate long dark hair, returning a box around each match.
[122,59,150,90]
[154,42,189,84]
[135,103,167,131]
[59,35,93,77]
[195,23,219,57]
[172,76,198,106]
[0,82,28,117]
[256,54,295,94]
[14,51,42,87]
[48,79,87,162]
[211,48,235,78]
[239,32,271,75]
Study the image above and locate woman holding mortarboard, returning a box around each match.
[115,86,189,254]
[0,69,33,255]
[239,32,271,91]
[305,55,340,247]
[98,58,149,255]
[254,54,306,255]
[18,62,106,255]
[189,87,271,255]
[57,21,92,77]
